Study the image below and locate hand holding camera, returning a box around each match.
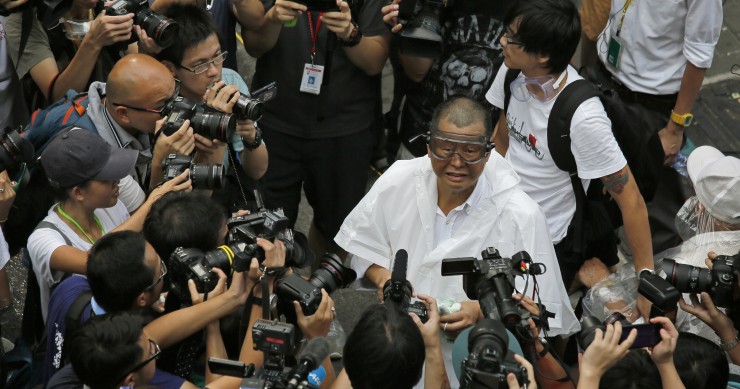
[84,5,134,50]
[381,0,403,33]
[410,294,441,349]
[320,0,353,41]
[294,288,335,339]
[133,25,163,54]
[0,170,17,221]
[267,0,307,24]
[154,118,196,156]
[507,355,536,389]
[188,267,229,305]
[149,167,192,201]
[204,81,241,114]
[646,317,679,366]
[578,322,637,386]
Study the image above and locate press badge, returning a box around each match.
[300,63,324,95]
[606,34,623,69]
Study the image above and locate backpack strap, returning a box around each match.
[62,290,92,350]
[61,94,89,125]
[503,68,521,114]
[34,221,74,288]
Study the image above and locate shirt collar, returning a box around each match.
[436,173,489,217]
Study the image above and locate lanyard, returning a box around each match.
[57,205,105,244]
[616,0,633,37]
[306,11,324,64]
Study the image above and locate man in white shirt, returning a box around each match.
[336,96,578,387]
[486,0,654,317]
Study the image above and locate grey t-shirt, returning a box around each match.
[0,16,29,129]
[252,0,387,139]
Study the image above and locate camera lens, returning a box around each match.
[662,258,712,294]
[603,312,630,326]
[138,9,179,48]
[468,319,509,357]
[309,253,357,293]
[281,231,314,268]
[578,315,603,350]
[192,110,236,143]
[203,245,239,275]
[190,163,224,189]
[0,128,35,172]
[233,96,263,121]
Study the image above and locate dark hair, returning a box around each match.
[430,96,493,138]
[49,177,91,202]
[674,332,729,389]
[343,304,425,389]
[504,0,580,73]
[599,350,660,389]
[143,192,226,264]
[155,2,221,67]
[87,231,154,313]
[68,313,144,389]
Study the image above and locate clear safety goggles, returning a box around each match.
[426,132,492,164]
[509,71,567,103]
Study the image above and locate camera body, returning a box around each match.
[662,251,740,308]
[578,314,662,351]
[105,0,179,48]
[161,96,236,143]
[168,245,252,302]
[382,251,429,323]
[396,0,452,58]
[162,153,224,189]
[240,320,296,389]
[232,81,277,121]
[0,127,35,172]
[460,319,529,389]
[276,253,357,315]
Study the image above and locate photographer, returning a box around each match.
[26,127,190,322]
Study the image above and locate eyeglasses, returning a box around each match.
[423,132,492,164]
[179,51,228,75]
[112,79,181,116]
[503,32,525,47]
[144,259,168,291]
[118,338,161,382]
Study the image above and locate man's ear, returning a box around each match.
[161,60,177,75]
[536,53,550,68]
[113,105,131,126]
[120,372,136,388]
[134,292,149,309]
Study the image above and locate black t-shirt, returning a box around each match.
[252,0,388,139]
[400,0,512,156]
[206,0,238,71]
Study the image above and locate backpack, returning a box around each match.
[4,90,97,256]
[503,68,665,258]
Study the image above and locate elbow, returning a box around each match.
[361,60,386,76]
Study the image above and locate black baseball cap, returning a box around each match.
[41,127,138,188]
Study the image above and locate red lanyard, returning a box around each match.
[306,11,323,62]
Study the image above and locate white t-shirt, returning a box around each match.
[27,201,130,321]
[0,228,10,269]
[486,64,627,242]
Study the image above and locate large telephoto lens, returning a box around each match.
[202,245,240,275]
[138,8,179,48]
[190,163,225,189]
[192,110,236,143]
[661,258,713,294]
[0,128,35,172]
[309,253,357,293]
[233,96,263,121]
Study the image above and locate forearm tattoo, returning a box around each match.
[601,167,629,195]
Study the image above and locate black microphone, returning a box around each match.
[383,249,413,308]
[391,249,408,283]
[286,337,330,389]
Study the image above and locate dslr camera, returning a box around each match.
[162,153,224,189]
[161,96,236,143]
[231,81,277,122]
[105,0,179,48]
[460,319,529,389]
[0,127,35,173]
[662,251,740,308]
[168,245,252,302]
[442,247,547,328]
[383,249,428,323]
[577,313,662,351]
[276,253,357,315]
[396,0,453,58]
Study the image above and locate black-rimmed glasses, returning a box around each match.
[503,32,525,47]
[118,338,161,382]
[111,79,181,116]
[179,51,228,75]
[144,259,168,291]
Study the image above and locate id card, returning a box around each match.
[606,35,624,69]
[300,63,324,95]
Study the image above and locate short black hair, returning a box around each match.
[504,0,580,73]
[674,332,729,389]
[430,96,493,138]
[87,231,154,313]
[69,313,144,389]
[599,350,660,389]
[343,304,425,389]
[155,2,221,67]
[143,192,226,264]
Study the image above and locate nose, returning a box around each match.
[449,152,466,168]
[500,35,507,47]
[206,61,220,78]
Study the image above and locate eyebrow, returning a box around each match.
[188,49,222,67]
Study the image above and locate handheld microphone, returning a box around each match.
[383,249,413,308]
[286,337,330,389]
[297,365,327,389]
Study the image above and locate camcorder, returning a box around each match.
[104,0,179,48]
[662,251,740,308]
[441,247,550,329]
[231,81,277,122]
[160,96,236,143]
[396,0,453,58]
[208,321,329,389]
[276,253,357,316]
[460,319,529,389]
[292,0,338,12]
[162,153,224,189]
[0,127,35,173]
[382,249,429,323]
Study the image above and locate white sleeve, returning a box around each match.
[118,175,145,213]
[683,0,723,69]
[27,228,68,288]
[570,97,627,180]
[0,229,10,270]
[485,64,509,109]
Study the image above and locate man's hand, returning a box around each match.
[257,238,286,269]
[647,316,678,366]
[507,354,536,389]
[0,171,17,222]
[380,0,403,33]
[321,0,353,41]
[0,0,29,12]
[679,291,735,339]
[154,118,196,156]
[294,289,335,339]
[236,120,257,143]
[148,168,192,201]
[266,0,306,24]
[188,268,228,305]
[204,81,241,113]
[439,301,482,338]
[134,25,164,54]
[658,122,683,166]
[84,9,135,50]
[579,322,637,380]
[410,294,441,349]
[193,134,226,157]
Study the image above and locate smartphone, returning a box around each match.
[620,323,662,349]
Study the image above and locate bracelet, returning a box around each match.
[243,125,262,151]
[536,338,550,358]
[720,332,740,351]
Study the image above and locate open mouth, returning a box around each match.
[446,172,467,181]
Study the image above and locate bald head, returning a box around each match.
[107,54,174,105]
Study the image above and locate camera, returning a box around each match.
[292,0,338,11]
[0,127,35,173]
[442,247,546,328]
[232,81,277,121]
[276,253,357,315]
[662,252,739,308]
[162,153,224,189]
[383,249,429,323]
[168,245,253,302]
[161,96,236,143]
[105,0,179,48]
[577,314,662,351]
[396,0,452,58]
[460,319,529,389]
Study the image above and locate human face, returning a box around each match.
[500,23,545,75]
[429,118,490,197]
[121,334,159,386]
[114,77,178,134]
[175,34,224,102]
[77,179,120,209]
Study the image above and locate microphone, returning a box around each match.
[297,365,327,389]
[391,249,408,283]
[383,249,413,308]
[286,338,330,389]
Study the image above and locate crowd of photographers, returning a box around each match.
[0,0,736,387]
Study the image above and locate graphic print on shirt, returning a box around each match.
[506,111,544,160]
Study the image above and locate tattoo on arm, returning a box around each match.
[601,167,630,195]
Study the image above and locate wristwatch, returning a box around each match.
[243,125,262,151]
[670,110,694,127]
[252,293,278,310]
[341,22,362,47]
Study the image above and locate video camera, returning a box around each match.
[662,251,740,308]
[0,127,35,173]
[441,247,547,329]
[382,249,428,323]
[231,81,278,122]
[208,320,329,389]
[459,319,529,389]
[162,153,224,189]
[396,0,453,58]
[160,96,236,143]
[104,0,179,48]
